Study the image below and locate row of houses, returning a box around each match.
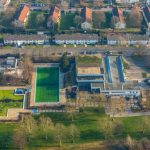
[2,33,149,46]
[107,33,150,45]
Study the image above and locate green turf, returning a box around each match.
[60,13,76,30]
[0,90,23,101]
[35,67,59,103]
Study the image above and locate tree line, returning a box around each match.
[12,115,80,149]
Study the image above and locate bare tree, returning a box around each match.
[54,123,66,147]
[98,117,116,139]
[23,56,33,84]
[125,135,135,150]
[126,6,142,28]
[39,116,54,140]
[74,15,82,28]
[36,13,45,26]
[92,11,105,29]
[12,127,26,149]
[61,0,69,15]
[22,115,37,142]
[68,124,80,143]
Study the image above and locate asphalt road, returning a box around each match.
[0,45,149,56]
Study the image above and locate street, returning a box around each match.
[0,45,150,56]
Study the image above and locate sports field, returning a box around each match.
[35,67,59,103]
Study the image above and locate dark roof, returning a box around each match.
[143,5,150,23]
[3,34,49,41]
[55,34,98,41]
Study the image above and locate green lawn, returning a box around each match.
[0,102,22,116]
[26,11,47,29]
[0,90,23,101]
[76,56,102,67]
[60,13,76,30]
[35,67,59,103]
[0,90,23,116]
[1,108,150,149]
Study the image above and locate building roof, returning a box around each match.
[112,7,124,23]
[81,7,92,22]
[1,0,7,5]
[18,5,30,23]
[77,67,101,75]
[50,6,60,23]
[55,34,98,41]
[107,33,129,41]
[142,5,150,23]
[107,33,150,41]
[3,34,49,41]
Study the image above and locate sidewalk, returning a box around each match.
[110,111,150,118]
[0,108,31,121]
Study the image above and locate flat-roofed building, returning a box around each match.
[76,56,104,92]
[54,34,98,45]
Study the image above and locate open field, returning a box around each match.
[60,13,76,30]
[0,90,23,116]
[35,67,59,103]
[0,90,23,101]
[1,108,150,149]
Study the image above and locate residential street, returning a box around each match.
[0,45,149,56]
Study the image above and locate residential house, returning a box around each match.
[14,4,30,27]
[81,7,92,30]
[0,0,11,11]
[112,7,126,29]
[142,5,150,35]
[54,34,98,45]
[3,34,49,46]
[47,6,60,27]
[0,57,18,71]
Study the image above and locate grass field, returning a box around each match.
[0,90,23,101]
[2,108,150,149]
[35,67,59,103]
[26,11,47,29]
[60,13,76,30]
[0,90,23,116]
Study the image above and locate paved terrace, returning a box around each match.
[0,108,31,121]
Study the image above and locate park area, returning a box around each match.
[0,90,23,116]
[35,67,59,103]
[2,107,150,149]
[60,13,76,30]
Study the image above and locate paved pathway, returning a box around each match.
[0,86,26,90]
[0,108,31,121]
[109,111,150,118]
